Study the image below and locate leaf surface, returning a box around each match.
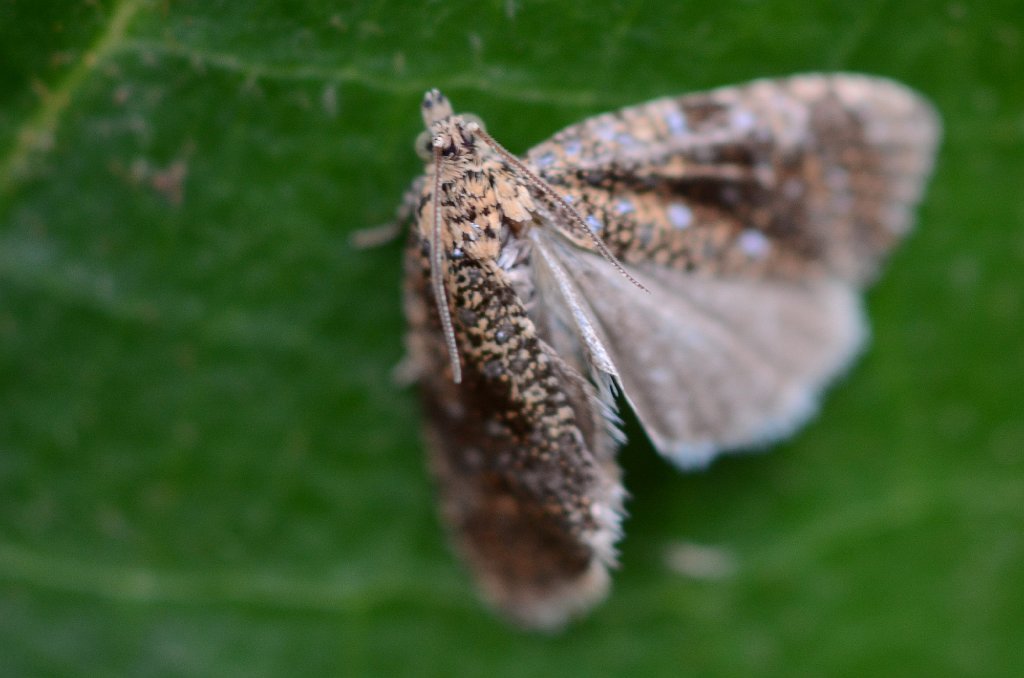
[1,1,1022,675]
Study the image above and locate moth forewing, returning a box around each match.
[404,244,625,629]
[399,74,939,628]
[404,91,626,630]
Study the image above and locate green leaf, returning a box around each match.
[2,1,1021,675]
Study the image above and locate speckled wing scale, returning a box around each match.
[398,74,940,629]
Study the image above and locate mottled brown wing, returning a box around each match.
[525,74,939,467]
[402,235,625,630]
[527,73,940,284]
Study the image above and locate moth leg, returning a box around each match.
[390,352,421,386]
[349,177,425,249]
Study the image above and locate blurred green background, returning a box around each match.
[1,1,1021,675]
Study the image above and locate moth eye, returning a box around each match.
[414,130,433,161]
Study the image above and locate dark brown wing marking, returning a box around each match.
[527,74,940,283]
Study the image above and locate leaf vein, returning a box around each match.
[0,0,143,198]
[117,37,621,109]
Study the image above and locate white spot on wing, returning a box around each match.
[616,132,637,147]
[664,108,688,135]
[667,203,693,229]
[594,121,617,142]
[738,229,771,258]
[730,107,756,133]
[585,215,603,232]
[536,151,556,168]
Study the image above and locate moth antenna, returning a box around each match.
[431,143,463,384]
[468,123,648,294]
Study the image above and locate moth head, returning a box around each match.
[417,89,487,162]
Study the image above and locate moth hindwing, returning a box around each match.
[397,75,940,629]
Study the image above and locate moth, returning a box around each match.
[395,74,940,629]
